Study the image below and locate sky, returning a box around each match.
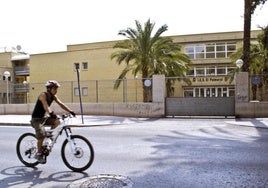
[0,0,267,54]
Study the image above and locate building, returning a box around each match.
[0,47,30,104]
[0,30,262,104]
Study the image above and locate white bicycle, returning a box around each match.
[16,114,94,172]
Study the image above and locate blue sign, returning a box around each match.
[252,76,260,85]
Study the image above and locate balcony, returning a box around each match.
[14,66,29,76]
[14,83,29,93]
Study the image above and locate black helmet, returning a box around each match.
[45,80,60,88]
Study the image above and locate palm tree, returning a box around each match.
[242,0,267,71]
[231,25,268,100]
[111,19,191,102]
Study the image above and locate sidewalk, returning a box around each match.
[0,115,149,127]
[1,115,268,129]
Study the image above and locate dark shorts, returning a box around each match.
[31,117,57,139]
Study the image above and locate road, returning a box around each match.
[1,118,268,188]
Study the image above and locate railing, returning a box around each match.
[14,84,29,93]
[14,66,29,76]
[0,78,151,104]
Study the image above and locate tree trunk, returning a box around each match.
[142,68,150,102]
[242,0,252,72]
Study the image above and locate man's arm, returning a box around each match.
[54,95,72,112]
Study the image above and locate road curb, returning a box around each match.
[0,122,31,126]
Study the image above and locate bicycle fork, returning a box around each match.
[64,128,78,155]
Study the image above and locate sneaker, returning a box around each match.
[35,153,46,164]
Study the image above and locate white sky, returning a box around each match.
[0,0,267,54]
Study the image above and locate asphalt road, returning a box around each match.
[1,118,268,188]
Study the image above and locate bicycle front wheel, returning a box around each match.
[61,135,94,172]
[16,132,39,167]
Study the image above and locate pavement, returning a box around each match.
[1,114,268,188]
[0,114,150,127]
[1,114,268,129]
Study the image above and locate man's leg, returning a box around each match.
[50,118,60,130]
[31,118,47,164]
[37,138,44,153]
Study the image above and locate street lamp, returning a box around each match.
[3,71,10,104]
[236,59,244,70]
[23,81,28,103]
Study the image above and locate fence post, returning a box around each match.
[152,75,165,103]
[235,72,249,103]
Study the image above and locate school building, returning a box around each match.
[0,30,262,105]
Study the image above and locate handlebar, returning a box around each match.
[61,113,75,120]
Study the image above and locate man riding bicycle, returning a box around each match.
[31,80,76,164]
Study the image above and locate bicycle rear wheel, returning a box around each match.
[16,133,39,167]
[61,135,94,172]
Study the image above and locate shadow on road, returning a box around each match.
[0,166,88,187]
[131,121,268,187]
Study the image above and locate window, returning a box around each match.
[195,45,205,59]
[82,87,88,95]
[227,42,236,57]
[186,69,194,76]
[185,46,195,59]
[184,87,194,97]
[217,67,226,75]
[184,42,237,59]
[229,87,235,96]
[184,87,235,98]
[74,88,79,96]
[74,63,80,70]
[195,67,205,76]
[74,87,88,96]
[82,62,88,70]
[206,67,216,76]
[206,44,215,58]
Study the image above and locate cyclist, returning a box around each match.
[31,80,76,164]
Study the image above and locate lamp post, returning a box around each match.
[3,71,10,104]
[75,64,84,124]
[23,81,28,103]
[236,59,244,71]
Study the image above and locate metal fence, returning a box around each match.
[1,78,150,104]
[249,74,268,101]
[4,74,268,104]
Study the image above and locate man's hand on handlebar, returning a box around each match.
[49,111,57,119]
[69,111,76,117]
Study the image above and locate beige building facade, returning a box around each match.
[0,30,262,104]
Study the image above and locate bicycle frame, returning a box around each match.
[43,114,75,155]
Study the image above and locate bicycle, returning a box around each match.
[16,113,94,172]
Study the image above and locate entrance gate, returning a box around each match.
[165,97,235,117]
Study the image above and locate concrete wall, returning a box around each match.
[2,72,268,118]
[0,75,166,117]
[235,72,268,118]
[0,102,164,117]
[235,101,268,118]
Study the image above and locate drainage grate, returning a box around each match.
[67,174,133,188]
